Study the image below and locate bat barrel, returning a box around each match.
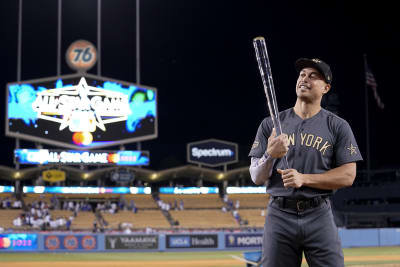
[253,37,282,135]
[253,37,289,169]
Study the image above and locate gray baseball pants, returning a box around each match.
[260,197,344,267]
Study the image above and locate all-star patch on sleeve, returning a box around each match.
[248,117,272,158]
[334,119,363,166]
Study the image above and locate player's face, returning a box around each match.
[296,67,330,102]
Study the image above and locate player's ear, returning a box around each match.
[323,84,331,94]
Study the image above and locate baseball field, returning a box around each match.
[0,246,400,267]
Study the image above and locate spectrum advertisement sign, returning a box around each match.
[0,234,38,251]
[225,233,263,248]
[166,235,218,249]
[187,139,238,167]
[6,74,157,150]
[44,235,97,250]
[15,149,149,166]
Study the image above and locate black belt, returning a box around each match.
[272,196,327,212]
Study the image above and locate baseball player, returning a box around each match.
[249,58,363,267]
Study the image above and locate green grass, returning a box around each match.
[0,251,244,262]
[302,246,400,266]
[344,246,400,256]
[1,247,400,266]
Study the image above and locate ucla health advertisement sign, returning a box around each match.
[6,74,157,149]
[166,234,218,249]
[187,139,238,167]
[0,234,37,251]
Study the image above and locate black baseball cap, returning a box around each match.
[295,58,332,84]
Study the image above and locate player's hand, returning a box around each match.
[267,128,289,159]
[277,168,305,188]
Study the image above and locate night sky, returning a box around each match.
[1,0,399,171]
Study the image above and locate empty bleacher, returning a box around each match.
[0,209,23,229]
[170,210,238,228]
[228,194,270,208]
[101,210,170,229]
[23,193,52,206]
[71,211,96,230]
[225,194,269,228]
[0,193,13,199]
[159,194,224,209]
[239,209,266,228]
[124,194,158,209]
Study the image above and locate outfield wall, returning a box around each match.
[1,229,400,252]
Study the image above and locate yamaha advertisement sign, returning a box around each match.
[105,235,158,250]
[187,139,238,167]
[166,234,218,249]
[225,233,263,248]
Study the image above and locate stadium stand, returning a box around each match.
[169,210,238,228]
[0,191,274,231]
[23,193,52,206]
[70,211,97,230]
[159,194,224,209]
[238,209,266,228]
[1,193,22,209]
[124,194,159,209]
[227,194,270,208]
[221,194,269,228]
[101,210,170,229]
[0,209,22,229]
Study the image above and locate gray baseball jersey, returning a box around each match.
[249,107,363,198]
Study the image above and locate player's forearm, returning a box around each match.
[303,163,356,190]
[249,155,276,185]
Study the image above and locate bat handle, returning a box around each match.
[282,155,289,170]
[271,120,289,170]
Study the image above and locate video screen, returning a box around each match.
[6,74,157,149]
[15,149,150,166]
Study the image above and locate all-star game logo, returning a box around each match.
[7,74,157,149]
[31,77,131,134]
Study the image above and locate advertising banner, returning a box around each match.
[15,149,149,166]
[6,74,157,150]
[187,139,238,167]
[225,233,263,248]
[0,234,38,250]
[42,169,66,183]
[0,186,14,193]
[44,235,97,250]
[105,235,158,250]
[23,186,151,194]
[159,187,219,194]
[166,234,218,249]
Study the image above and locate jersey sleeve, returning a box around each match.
[248,118,272,158]
[334,120,363,166]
